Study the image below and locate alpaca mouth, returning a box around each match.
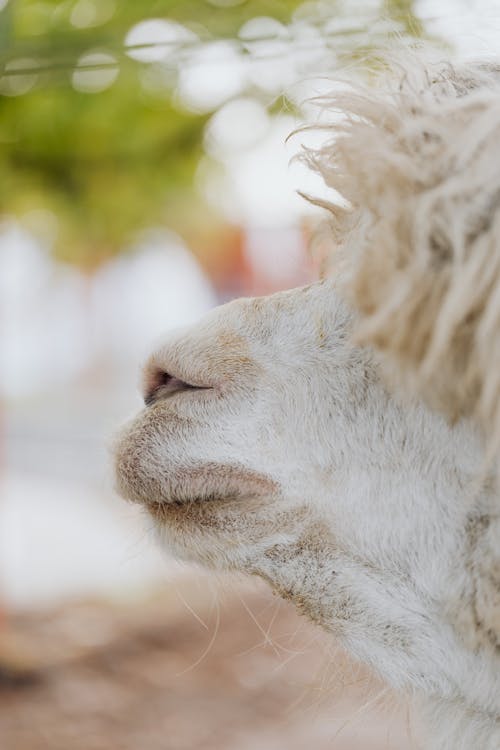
[131,463,279,516]
[146,491,238,521]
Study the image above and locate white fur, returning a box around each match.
[114,281,500,749]
[302,52,500,453]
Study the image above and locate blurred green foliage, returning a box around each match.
[0,0,424,270]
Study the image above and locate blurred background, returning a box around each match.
[1,1,499,748]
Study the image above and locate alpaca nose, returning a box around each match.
[142,306,255,406]
[143,366,211,406]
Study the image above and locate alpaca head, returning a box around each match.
[114,282,361,573]
[113,54,500,747]
[114,280,500,735]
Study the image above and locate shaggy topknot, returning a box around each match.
[305,52,500,453]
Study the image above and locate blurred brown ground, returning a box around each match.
[0,577,416,750]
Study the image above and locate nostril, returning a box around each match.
[144,370,172,406]
[157,370,174,390]
[143,367,210,406]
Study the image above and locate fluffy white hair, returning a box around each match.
[303,50,500,455]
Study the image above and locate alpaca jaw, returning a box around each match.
[113,280,500,732]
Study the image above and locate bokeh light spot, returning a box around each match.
[177,41,245,112]
[239,16,288,41]
[70,0,115,29]
[125,19,197,63]
[0,58,38,97]
[72,52,119,93]
[205,98,269,157]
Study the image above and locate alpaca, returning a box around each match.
[114,282,499,749]
[114,56,500,749]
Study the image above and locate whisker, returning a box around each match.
[174,586,209,631]
[175,592,220,676]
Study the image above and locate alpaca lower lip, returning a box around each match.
[150,493,231,508]
[129,463,278,511]
[145,493,238,524]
